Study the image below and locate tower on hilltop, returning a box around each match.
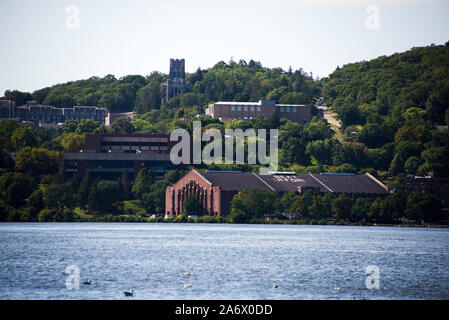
[161,58,192,104]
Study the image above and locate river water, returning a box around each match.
[0,223,448,300]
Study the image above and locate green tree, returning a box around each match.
[230,188,279,221]
[351,198,372,221]
[132,168,155,198]
[14,147,60,177]
[182,194,202,216]
[11,126,38,150]
[0,172,36,207]
[405,191,442,223]
[110,118,135,133]
[119,169,132,200]
[76,119,99,134]
[134,81,162,113]
[77,173,92,209]
[60,133,85,152]
[43,184,74,209]
[95,180,123,214]
[331,194,353,220]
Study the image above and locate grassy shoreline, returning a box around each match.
[51,214,449,228]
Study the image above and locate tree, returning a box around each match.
[132,168,155,198]
[92,180,123,214]
[110,118,135,133]
[4,90,33,106]
[308,195,324,219]
[61,133,85,152]
[351,198,372,221]
[43,184,74,209]
[11,126,38,150]
[306,139,333,165]
[14,147,60,177]
[182,194,202,216]
[119,169,132,200]
[77,173,92,209]
[405,191,442,223]
[76,119,99,134]
[358,123,392,148]
[331,194,353,220]
[0,172,36,207]
[230,188,279,221]
[134,81,162,113]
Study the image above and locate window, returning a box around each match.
[293,107,297,112]
[231,106,235,111]
[286,107,290,112]
[238,106,242,111]
[257,106,261,112]
[251,106,255,111]
[244,106,248,111]
[280,107,284,112]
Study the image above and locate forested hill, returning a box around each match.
[322,42,449,127]
[1,59,320,113]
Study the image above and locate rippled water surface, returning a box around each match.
[0,223,448,300]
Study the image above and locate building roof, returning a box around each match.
[198,171,273,191]
[194,170,389,195]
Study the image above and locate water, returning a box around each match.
[0,223,448,300]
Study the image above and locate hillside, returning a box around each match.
[2,60,320,113]
[322,42,449,126]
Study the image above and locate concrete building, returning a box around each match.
[205,100,311,123]
[64,133,176,183]
[160,58,193,104]
[0,100,16,118]
[0,100,108,125]
[402,176,449,217]
[165,170,390,217]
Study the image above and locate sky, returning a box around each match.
[0,0,449,96]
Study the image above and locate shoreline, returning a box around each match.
[3,216,448,229]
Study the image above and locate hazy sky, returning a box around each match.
[1,0,448,96]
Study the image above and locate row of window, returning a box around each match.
[229,105,298,113]
[230,105,261,112]
[279,107,297,112]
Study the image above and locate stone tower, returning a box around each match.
[161,58,192,104]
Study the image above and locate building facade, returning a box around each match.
[205,100,311,123]
[402,176,449,216]
[160,58,193,104]
[64,133,177,183]
[165,170,390,217]
[0,100,108,125]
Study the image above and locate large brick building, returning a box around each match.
[205,100,311,123]
[64,133,176,183]
[165,170,390,217]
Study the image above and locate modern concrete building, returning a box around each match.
[160,58,193,104]
[64,133,176,183]
[165,170,390,217]
[402,176,449,217]
[205,100,311,123]
[0,100,108,125]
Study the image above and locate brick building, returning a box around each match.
[165,170,390,217]
[160,58,193,104]
[64,133,176,183]
[204,100,311,123]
